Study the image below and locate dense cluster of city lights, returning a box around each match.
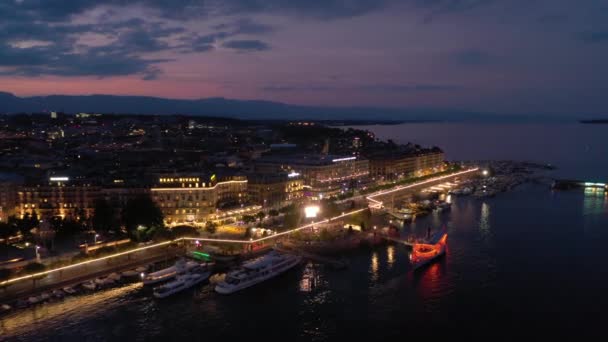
[0,169,477,287]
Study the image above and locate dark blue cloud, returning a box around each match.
[452,49,496,66]
[223,40,270,52]
[212,18,275,35]
[577,31,608,44]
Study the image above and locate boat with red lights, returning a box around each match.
[410,231,447,270]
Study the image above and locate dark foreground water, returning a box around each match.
[1,123,607,341]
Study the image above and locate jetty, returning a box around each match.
[274,246,348,269]
[552,179,607,190]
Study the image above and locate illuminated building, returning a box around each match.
[254,154,369,199]
[151,174,247,224]
[368,149,445,180]
[0,177,19,221]
[247,173,304,207]
[16,177,101,219]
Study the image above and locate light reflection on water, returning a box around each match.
[370,252,379,282]
[2,184,608,340]
[0,283,142,336]
[387,245,395,268]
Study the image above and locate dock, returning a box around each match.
[552,179,607,190]
[274,246,348,269]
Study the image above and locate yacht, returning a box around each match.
[1,304,11,314]
[410,231,448,270]
[215,251,302,295]
[143,259,201,286]
[63,286,77,295]
[81,280,97,291]
[153,271,211,299]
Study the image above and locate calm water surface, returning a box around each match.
[1,123,607,340]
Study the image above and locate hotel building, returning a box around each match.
[150,174,247,224]
[254,154,369,199]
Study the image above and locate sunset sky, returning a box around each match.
[1,0,607,116]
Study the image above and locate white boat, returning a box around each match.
[215,251,302,295]
[107,272,122,281]
[39,292,51,301]
[82,280,97,291]
[52,289,65,298]
[63,286,77,295]
[143,259,200,286]
[153,271,211,299]
[1,304,11,314]
[121,269,140,277]
[27,296,42,305]
[94,277,111,286]
[135,266,149,273]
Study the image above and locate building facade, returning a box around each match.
[368,149,445,180]
[247,173,304,207]
[150,174,247,224]
[16,178,101,220]
[254,154,369,199]
[0,181,17,222]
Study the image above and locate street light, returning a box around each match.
[35,245,41,262]
[482,170,489,176]
[94,234,99,244]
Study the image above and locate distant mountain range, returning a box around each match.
[0,91,569,122]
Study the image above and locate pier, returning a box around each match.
[552,179,607,190]
[274,245,348,269]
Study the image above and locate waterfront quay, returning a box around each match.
[0,169,481,303]
[366,168,478,210]
[0,242,184,302]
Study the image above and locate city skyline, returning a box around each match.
[1,1,608,117]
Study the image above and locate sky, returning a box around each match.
[0,0,607,116]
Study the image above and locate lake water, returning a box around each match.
[1,122,607,341]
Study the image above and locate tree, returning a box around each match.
[0,221,18,244]
[242,215,256,224]
[122,195,164,241]
[269,209,279,217]
[256,211,266,222]
[204,221,217,234]
[52,217,85,237]
[244,227,252,239]
[92,198,116,232]
[321,199,340,218]
[173,225,199,237]
[283,210,301,229]
[23,262,46,274]
[0,268,11,281]
[319,228,331,241]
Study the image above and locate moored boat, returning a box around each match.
[215,251,302,295]
[153,271,211,299]
[63,286,77,295]
[81,280,97,291]
[1,304,11,314]
[410,231,448,271]
[142,259,200,286]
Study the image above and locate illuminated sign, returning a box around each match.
[287,172,301,178]
[332,157,356,163]
[49,177,69,182]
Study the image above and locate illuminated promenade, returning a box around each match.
[0,169,479,301]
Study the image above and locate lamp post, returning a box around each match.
[94,233,99,244]
[35,245,41,262]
